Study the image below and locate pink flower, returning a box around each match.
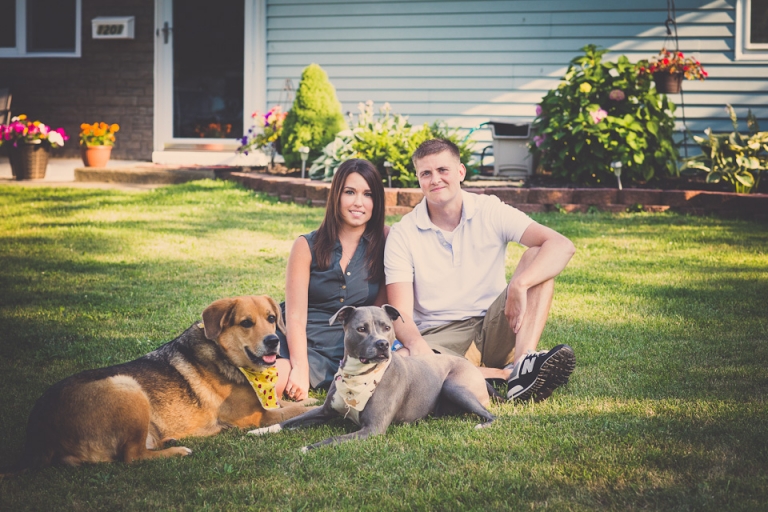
[533,134,546,147]
[609,89,625,101]
[590,108,608,124]
[535,104,543,116]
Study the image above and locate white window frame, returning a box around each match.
[736,0,768,61]
[0,0,82,58]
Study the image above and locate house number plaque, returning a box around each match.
[91,17,135,40]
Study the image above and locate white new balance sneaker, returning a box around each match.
[506,344,576,402]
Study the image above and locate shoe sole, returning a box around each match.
[510,344,575,402]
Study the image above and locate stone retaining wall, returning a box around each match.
[221,171,768,220]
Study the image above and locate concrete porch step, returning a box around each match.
[74,165,220,184]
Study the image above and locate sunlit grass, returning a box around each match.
[0,181,766,510]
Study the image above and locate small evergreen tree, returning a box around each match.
[280,64,347,168]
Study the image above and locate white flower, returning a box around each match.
[47,131,65,147]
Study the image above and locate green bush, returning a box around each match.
[309,101,474,188]
[530,45,679,186]
[683,104,768,193]
[279,64,347,169]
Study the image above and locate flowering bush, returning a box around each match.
[529,45,679,186]
[309,101,473,187]
[0,114,68,148]
[80,122,119,146]
[638,48,708,80]
[237,106,287,156]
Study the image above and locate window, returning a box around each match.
[0,0,81,57]
[736,0,768,60]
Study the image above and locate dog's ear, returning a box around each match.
[329,306,356,326]
[382,304,403,323]
[201,298,237,340]
[264,295,286,334]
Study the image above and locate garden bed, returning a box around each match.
[221,170,768,220]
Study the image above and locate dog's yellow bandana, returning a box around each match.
[238,366,279,410]
[330,357,390,426]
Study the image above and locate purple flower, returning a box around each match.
[590,108,608,124]
[609,89,626,101]
[533,134,546,147]
[535,104,543,116]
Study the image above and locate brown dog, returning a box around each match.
[6,295,314,469]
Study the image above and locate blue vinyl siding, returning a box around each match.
[265,0,767,152]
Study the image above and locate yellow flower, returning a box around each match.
[18,114,27,120]
[80,123,89,131]
[110,124,120,133]
[579,82,592,93]
[99,122,108,130]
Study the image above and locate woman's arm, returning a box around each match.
[372,225,391,307]
[283,236,312,400]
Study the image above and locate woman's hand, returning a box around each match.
[284,366,309,401]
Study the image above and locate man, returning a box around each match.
[384,138,576,401]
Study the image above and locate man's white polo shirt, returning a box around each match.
[384,190,534,331]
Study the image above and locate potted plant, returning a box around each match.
[237,105,288,168]
[0,114,67,180]
[638,48,708,94]
[80,122,119,167]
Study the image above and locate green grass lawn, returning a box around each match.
[0,180,766,511]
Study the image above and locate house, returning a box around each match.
[1,0,765,165]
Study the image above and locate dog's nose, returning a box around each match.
[263,334,279,351]
[375,339,389,352]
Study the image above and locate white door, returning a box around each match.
[153,0,266,165]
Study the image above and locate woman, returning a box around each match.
[275,158,388,401]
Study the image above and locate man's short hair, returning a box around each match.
[412,138,461,166]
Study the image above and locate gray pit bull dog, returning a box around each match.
[248,304,495,451]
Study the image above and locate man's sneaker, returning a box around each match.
[506,344,575,402]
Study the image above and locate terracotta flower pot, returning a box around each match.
[81,145,112,167]
[9,141,50,180]
[653,72,683,94]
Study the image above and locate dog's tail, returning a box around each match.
[485,381,505,403]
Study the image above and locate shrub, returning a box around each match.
[309,101,473,188]
[683,105,768,193]
[279,64,347,168]
[530,45,679,186]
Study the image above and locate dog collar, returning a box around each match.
[330,356,390,425]
[238,366,279,410]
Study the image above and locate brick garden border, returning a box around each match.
[219,171,768,220]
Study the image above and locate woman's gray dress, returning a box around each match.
[278,230,380,389]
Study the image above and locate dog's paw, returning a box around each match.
[247,424,283,436]
[169,446,192,457]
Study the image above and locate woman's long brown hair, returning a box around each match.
[313,158,386,283]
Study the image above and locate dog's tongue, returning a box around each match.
[262,354,277,365]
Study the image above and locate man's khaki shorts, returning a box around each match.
[419,289,516,369]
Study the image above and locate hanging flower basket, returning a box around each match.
[653,72,683,94]
[8,140,50,180]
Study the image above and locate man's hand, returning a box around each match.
[505,281,528,334]
[401,337,433,357]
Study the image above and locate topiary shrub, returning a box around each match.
[309,101,474,187]
[279,64,347,169]
[530,45,679,186]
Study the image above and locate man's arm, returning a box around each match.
[505,222,576,333]
[386,281,433,357]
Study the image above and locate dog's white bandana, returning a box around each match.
[330,357,390,426]
[238,366,279,410]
